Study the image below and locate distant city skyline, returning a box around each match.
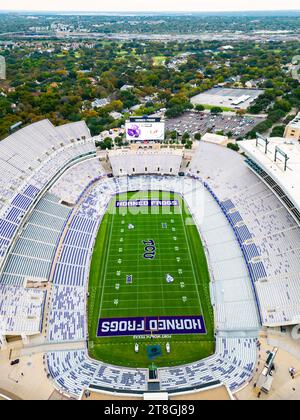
[0,0,299,13]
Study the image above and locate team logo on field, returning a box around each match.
[143,239,156,259]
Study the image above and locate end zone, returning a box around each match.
[97,315,207,337]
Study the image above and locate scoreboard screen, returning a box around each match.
[126,117,165,141]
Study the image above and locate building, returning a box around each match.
[284,113,300,141]
[202,132,229,146]
[191,87,264,110]
[240,134,300,221]
[91,98,110,109]
[120,84,134,91]
[219,45,234,51]
[109,111,123,120]
[0,56,6,80]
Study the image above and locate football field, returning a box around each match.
[88,191,215,368]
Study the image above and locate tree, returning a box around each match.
[227,143,240,152]
[170,131,178,140]
[194,132,201,140]
[195,104,205,112]
[165,105,185,119]
[270,125,285,137]
[114,136,123,146]
[210,107,223,114]
[185,140,193,149]
[99,137,113,150]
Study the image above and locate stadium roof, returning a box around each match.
[240,137,300,211]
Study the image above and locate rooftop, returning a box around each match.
[191,87,264,110]
[287,112,300,130]
[240,136,300,211]
[202,132,228,145]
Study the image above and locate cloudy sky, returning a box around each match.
[0,0,299,12]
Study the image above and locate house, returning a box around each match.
[91,98,110,109]
[109,111,123,120]
[120,84,134,92]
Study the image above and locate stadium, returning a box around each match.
[0,118,300,401]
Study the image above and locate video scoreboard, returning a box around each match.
[125,116,165,142]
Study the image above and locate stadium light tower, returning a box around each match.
[256,133,269,154]
[275,146,290,171]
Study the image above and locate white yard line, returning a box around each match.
[180,200,204,316]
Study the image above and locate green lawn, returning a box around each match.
[88,191,215,368]
[153,56,166,66]
[203,104,234,112]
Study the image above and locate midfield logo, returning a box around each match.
[143,239,156,259]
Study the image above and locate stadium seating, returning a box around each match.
[0,285,46,336]
[46,351,148,397]
[108,148,183,176]
[0,120,96,265]
[189,142,300,326]
[0,120,95,343]
[159,337,258,392]
[44,174,259,397]
[50,158,106,205]
[3,123,300,398]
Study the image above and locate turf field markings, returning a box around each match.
[104,288,196,296]
[98,193,204,322]
[155,209,167,317]
[136,219,141,315]
[98,208,116,320]
[111,270,193,276]
[180,203,204,316]
[105,305,201,311]
[104,281,196,289]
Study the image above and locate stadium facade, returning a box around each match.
[0,120,300,399]
[284,112,300,142]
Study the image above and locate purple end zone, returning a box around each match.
[97,315,206,337]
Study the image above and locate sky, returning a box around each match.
[0,0,299,13]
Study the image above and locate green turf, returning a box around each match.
[88,191,215,368]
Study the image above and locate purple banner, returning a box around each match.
[97,315,206,337]
[116,199,179,208]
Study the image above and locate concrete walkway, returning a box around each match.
[20,340,86,357]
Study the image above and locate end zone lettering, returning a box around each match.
[116,199,179,208]
[97,315,206,337]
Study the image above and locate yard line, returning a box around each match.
[103,305,201,311]
[180,203,204,316]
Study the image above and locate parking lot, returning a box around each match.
[166,111,265,139]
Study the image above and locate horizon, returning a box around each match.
[0,0,300,14]
[1,9,300,14]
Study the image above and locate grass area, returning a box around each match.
[153,56,166,66]
[88,191,215,368]
[203,104,234,112]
